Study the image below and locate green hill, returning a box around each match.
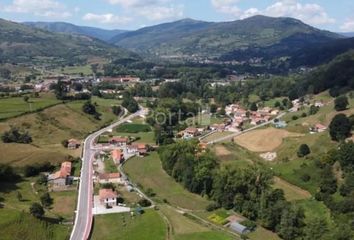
[111,15,340,59]
[24,21,127,42]
[0,18,137,64]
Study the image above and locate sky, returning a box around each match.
[0,0,354,32]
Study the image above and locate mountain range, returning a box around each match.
[0,19,136,64]
[24,22,127,42]
[2,15,354,68]
[110,15,341,59]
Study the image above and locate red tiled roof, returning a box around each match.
[53,161,72,179]
[111,149,123,161]
[315,123,327,129]
[99,189,117,201]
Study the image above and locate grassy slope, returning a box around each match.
[91,210,166,240]
[124,152,210,210]
[0,93,60,120]
[0,97,118,166]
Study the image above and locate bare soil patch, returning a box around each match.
[234,127,303,152]
[214,145,231,157]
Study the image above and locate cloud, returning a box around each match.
[3,0,71,18]
[211,0,335,26]
[264,0,335,25]
[137,5,184,21]
[105,0,183,21]
[83,13,132,25]
[340,19,354,32]
[106,0,170,8]
[211,0,241,16]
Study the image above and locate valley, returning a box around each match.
[0,11,354,240]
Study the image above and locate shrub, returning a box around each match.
[29,203,44,218]
[329,114,351,141]
[138,198,151,207]
[1,127,32,144]
[297,144,311,157]
[206,202,220,212]
[334,95,349,111]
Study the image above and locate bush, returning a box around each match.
[241,220,257,231]
[329,114,351,141]
[24,162,54,177]
[334,95,349,111]
[206,202,220,212]
[292,115,299,120]
[138,198,151,207]
[301,174,311,182]
[1,127,32,144]
[29,203,44,218]
[40,192,53,208]
[297,144,311,158]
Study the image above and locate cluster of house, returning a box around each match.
[290,99,325,112]
[109,137,148,164]
[226,104,279,129]
[48,161,72,187]
[98,76,140,84]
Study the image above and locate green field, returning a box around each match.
[115,131,155,145]
[185,113,225,127]
[91,210,166,240]
[175,231,233,240]
[201,131,233,143]
[124,152,210,210]
[0,94,60,120]
[58,64,93,75]
[0,98,121,166]
[104,157,118,173]
[116,123,151,133]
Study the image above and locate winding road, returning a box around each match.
[70,108,148,240]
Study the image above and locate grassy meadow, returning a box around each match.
[91,210,166,240]
[0,93,60,120]
[124,152,210,210]
[0,97,121,166]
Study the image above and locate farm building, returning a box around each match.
[48,161,72,186]
[127,144,148,156]
[67,139,81,150]
[229,222,250,235]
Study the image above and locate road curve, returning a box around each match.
[70,108,147,240]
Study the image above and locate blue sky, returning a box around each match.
[0,0,353,32]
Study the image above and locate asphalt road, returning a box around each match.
[70,108,147,240]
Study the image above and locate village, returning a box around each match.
[46,123,153,216]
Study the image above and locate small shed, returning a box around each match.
[229,222,250,235]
